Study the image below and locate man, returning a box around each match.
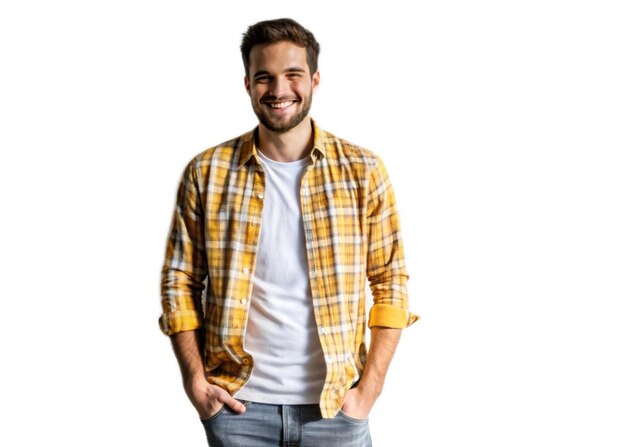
[159,18,418,446]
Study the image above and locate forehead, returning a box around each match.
[248,41,310,74]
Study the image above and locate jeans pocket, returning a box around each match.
[337,409,368,424]
[200,405,225,424]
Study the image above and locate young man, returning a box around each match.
[159,18,418,446]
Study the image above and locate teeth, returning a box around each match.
[269,101,293,109]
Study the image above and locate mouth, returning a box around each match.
[261,98,299,111]
[268,101,296,109]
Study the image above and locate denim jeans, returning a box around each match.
[200,400,372,446]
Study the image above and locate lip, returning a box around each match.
[262,99,298,113]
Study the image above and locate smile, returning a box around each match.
[270,101,295,109]
[262,99,298,109]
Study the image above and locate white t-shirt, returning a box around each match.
[236,150,327,404]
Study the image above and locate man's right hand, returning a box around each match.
[183,376,247,419]
[168,331,246,419]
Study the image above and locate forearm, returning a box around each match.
[170,330,205,383]
[169,330,245,417]
[341,327,402,418]
[358,327,402,400]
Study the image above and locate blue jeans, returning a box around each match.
[200,400,372,446]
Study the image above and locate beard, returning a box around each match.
[251,90,313,133]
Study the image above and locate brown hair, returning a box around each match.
[240,18,321,77]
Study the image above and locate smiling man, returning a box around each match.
[159,18,418,446]
[246,40,316,135]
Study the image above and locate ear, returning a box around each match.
[311,71,320,94]
[244,75,251,96]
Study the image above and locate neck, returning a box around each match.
[256,117,314,162]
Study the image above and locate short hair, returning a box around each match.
[240,18,321,77]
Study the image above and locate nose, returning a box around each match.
[269,76,290,99]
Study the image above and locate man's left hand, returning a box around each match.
[340,386,376,420]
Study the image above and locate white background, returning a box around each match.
[1,1,625,446]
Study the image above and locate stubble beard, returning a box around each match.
[252,90,313,134]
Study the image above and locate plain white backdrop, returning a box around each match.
[1,1,625,445]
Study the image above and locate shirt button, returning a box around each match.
[242,357,251,365]
[241,298,247,305]
[321,328,327,335]
[243,268,249,274]
[257,192,264,199]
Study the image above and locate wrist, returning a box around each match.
[354,383,379,408]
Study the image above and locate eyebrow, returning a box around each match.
[253,67,307,78]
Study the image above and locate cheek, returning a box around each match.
[250,85,267,98]
[251,88,265,101]
[293,83,311,97]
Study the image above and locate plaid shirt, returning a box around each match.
[159,120,418,418]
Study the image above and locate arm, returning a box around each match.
[342,156,418,418]
[170,331,245,418]
[341,327,402,418]
[159,160,244,418]
[159,159,207,335]
[365,156,418,329]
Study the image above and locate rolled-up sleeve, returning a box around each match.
[159,158,208,335]
[366,157,419,329]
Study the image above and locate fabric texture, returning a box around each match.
[201,400,372,447]
[159,119,419,418]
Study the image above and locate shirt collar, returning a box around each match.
[237,118,327,169]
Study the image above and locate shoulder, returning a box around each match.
[184,129,254,175]
[317,127,383,173]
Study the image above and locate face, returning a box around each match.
[245,41,320,133]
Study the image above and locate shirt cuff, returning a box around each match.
[368,303,420,329]
[158,310,203,336]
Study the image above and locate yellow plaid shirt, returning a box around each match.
[159,120,418,418]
